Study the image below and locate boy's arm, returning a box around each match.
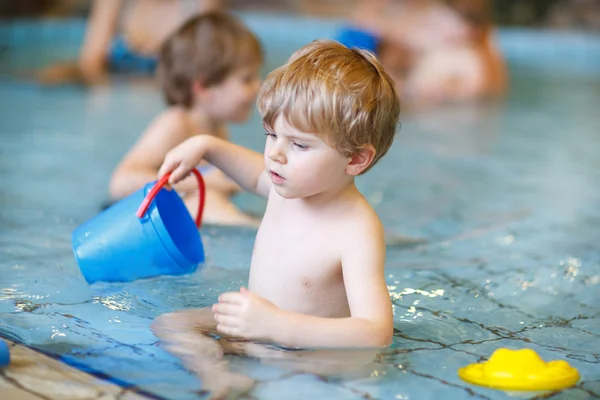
[110,110,193,199]
[215,215,393,348]
[79,0,122,83]
[159,135,271,198]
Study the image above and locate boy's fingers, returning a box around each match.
[170,164,191,184]
[218,292,243,304]
[216,324,238,337]
[158,158,178,180]
[213,303,237,316]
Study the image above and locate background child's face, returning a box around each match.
[263,116,351,200]
[202,64,261,122]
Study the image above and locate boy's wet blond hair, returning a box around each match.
[258,40,400,173]
[158,11,262,108]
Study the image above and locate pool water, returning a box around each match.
[1,14,600,400]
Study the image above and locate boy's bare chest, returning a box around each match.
[248,214,347,315]
[251,220,339,278]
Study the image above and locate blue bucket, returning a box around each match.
[0,340,9,368]
[72,171,206,284]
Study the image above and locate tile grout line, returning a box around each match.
[0,336,166,400]
[1,369,50,400]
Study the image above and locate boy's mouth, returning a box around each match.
[269,170,285,184]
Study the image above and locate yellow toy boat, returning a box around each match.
[458,348,579,391]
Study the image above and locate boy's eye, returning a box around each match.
[293,142,308,150]
[265,132,276,140]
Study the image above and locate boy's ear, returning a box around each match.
[191,78,209,100]
[346,144,376,176]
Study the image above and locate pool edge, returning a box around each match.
[0,335,168,400]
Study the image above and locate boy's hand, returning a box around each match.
[213,288,280,341]
[158,136,207,185]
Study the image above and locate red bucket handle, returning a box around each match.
[135,170,206,228]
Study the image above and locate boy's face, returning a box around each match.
[264,116,351,200]
[202,64,261,122]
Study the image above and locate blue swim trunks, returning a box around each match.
[196,164,216,176]
[107,36,158,74]
[335,25,380,54]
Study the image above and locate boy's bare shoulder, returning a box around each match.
[161,107,220,137]
[335,194,385,270]
[340,194,385,243]
[142,107,195,141]
[157,107,191,129]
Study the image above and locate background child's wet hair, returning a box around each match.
[258,40,400,174]
[158,11,263,108]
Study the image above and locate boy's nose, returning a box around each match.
[268,143,287,164]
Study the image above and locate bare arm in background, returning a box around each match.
[78,0,123,83]
[36,0,122,85]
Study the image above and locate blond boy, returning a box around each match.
[152,40,400,397]
[109,11,262,227]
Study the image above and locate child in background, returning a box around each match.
[151,40,400,397]
[341,0,506,107]
[38,0,222,85]
[400,0,507,106]
[109,11,263,227]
